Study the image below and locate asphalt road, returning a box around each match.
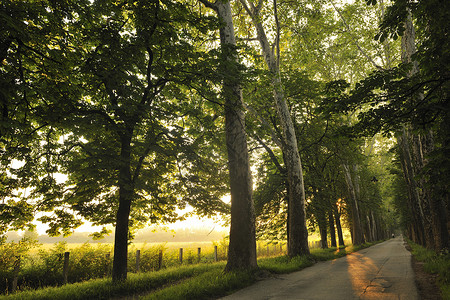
[221,236,418,300]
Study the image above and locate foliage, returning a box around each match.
[0,0,68,234]
[0,237,39,293]
[0,241,113,293]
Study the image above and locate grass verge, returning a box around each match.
[141,268,256,300]
[406,239,450,300]
[0,241,381,300]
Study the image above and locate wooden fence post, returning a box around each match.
[197,247,201,262]
[158,250,163,270]
[105,253,111,276]
[267,245,269,256]
[63,252,70,284]
[179,248,183,264]
[214,246,218,262]
[135,250,141,273]
[11,256,20,293]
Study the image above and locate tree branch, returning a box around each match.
[132,134,160,183]
[244,103,283,148]
[299,120,329,153]
[198,0,217,11]
[18,39,62,65]
[76,107,119,132]
[252,133,285,174]
[328,0,383,70]
[273,0,281,71]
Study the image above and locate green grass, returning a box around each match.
[256,242,379,274]
[142,268,256,300]
[0,241,382,300]
[258,254,313,273]
[0,263,225,300]
[406,239,450,300]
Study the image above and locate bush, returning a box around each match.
[128,243,165,272]
[0,242,115,294]
[67,243,112,282]
[0,237,39,293]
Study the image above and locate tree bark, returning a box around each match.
[365,214,374,242]
[342,163,365,245]
[329,211,337,247]
[370,211,378,241]
[241,0,309,257]
[317,206,328,249]
[397,129,426,246]
[335,210,345,247]
[200,0,257,271]
[112,132,134,281]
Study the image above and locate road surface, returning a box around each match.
[221,236,418,299]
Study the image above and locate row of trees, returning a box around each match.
[1,0,448,282]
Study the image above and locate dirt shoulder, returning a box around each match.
[405,242,442,300]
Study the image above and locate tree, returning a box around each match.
[199,0,257,271]
[2,0,230,281]
[239,0,309,257]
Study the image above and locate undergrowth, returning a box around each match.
[406,239,450,300]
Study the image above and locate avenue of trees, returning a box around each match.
[1,0,448,281]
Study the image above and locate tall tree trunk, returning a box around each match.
[317,206,328,249]
[413,131,448,250]
[112,133,133,281]
[370,211,379,241]
[241,0,309,257]
[329,211,337,247]
[335,210,345,247]
[412,134,435,248]
[200,0,257,271]
[364,215,370,242]
[430,184,449,251]
[342,163,365,245]
[397,129,426,246]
